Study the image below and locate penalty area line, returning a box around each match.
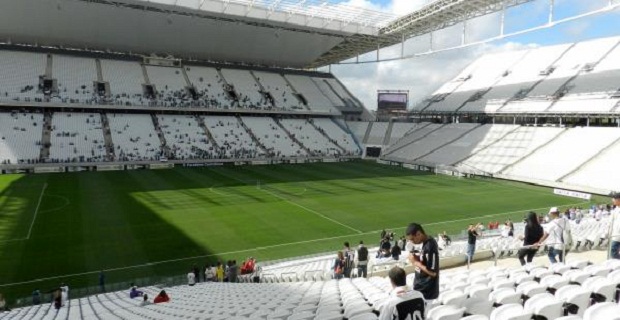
[211,168,362,234]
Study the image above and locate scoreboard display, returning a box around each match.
[377,91,408,111]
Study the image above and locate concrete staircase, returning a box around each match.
[307,118,346,153]
[236,116,270,156]
[273,117,314,156]
[498,128,568,174]
[195,115,220,150]
[150,114,170,158]
[100,113,115,161]
[39,111,53,160]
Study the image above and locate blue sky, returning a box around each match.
[330,0,620,110]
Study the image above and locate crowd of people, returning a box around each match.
[185,257,258,286]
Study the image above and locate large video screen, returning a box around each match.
[377,92,408,111]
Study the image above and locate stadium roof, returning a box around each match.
[310,0,535,67]
[0,0,533,68]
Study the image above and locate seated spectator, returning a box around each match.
[376,248,391,259]
[441,231,451,246]
[153,290,170,304]
[140,294,151,306]
[378,267,425,320]
[129,285,144,299]
[240,257,256,275]
[380,237,391,252]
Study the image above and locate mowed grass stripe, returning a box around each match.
[0,161,597,302]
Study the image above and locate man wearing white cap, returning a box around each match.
[537,207,569,263]
[609,192,620,259]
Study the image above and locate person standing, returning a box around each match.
[187,268,196,286]
[99,271,105,293]
[466,224,480,264]
[391,243,402,261]
[59,283,69,307]
[215,261,224,282]
[609,192,620,259]
[517,212,544,266]
[205,265,215,282]
[228,260,238,283]
[343,242,355,278]
[506,219,515,237]
[537,207,569,263]
[0,293,9,312]
[378,267,425,320]
[405,223,439,302]
[333,251,345,279]
[357,241,368,278]
[192,264,200,283]
[32,290,41,305]
[53,289,62,310]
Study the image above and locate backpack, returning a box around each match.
[358,246,368,262]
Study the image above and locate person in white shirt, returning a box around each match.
[609,192,620,259]
[187,269,196,286]
[59,284,69,307]
[205,265,216,282]
[378,267,425,320]
[537,207,569,263]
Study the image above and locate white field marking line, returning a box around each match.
[260,185,363,234]
[380,200,593,232]
[26,183,47,240]
[208,185,232,197]
[0,238,27,243]
[39,194,71,213]
[0,200,592,287]
[211,168,363,234]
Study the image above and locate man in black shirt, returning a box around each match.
[357,241,369,278]
[467,224,480,264]
[406,223,439,301]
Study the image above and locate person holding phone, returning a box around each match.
[405,223,439,302]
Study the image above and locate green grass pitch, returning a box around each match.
[0,160,598,302]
